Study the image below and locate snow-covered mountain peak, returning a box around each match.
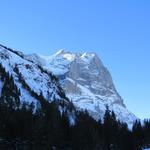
[33,50,137,124]
[52,50,98,62]
[55,49,67,55]
[81,52,96,58]
[0,45,137,125]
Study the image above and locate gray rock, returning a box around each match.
[47,50,137,124]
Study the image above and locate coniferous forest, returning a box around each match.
[0,99,150,150]
[0,64,150,150]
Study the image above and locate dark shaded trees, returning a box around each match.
[0,98,149,150]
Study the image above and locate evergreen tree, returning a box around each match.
[132,120,144,150]
[1,73,20,108]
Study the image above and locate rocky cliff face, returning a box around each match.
[65,52,124,105]
[38,50,137,124]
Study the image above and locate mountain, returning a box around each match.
[0,44,136,125]
[0,45,74,116]
[1,44,150,150]
[27,49,137,124]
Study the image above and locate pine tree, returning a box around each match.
[1,73,20,108]
[132,120,144,150]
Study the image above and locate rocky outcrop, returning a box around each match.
[38,50,137,124]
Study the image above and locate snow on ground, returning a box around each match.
[0,46,65,105]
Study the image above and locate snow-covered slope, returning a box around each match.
[0,45,69,110]
[28,50,137,124]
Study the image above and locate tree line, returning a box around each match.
[0,99,150,150]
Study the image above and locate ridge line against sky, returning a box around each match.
[0,0,150,119]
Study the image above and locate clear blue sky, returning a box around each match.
[0,0,150,119]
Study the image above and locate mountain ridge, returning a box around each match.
[0,44,137,124]
[24,48,137,124]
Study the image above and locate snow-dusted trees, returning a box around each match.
[0,63,20,108]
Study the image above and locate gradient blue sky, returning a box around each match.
[0,0,150,119]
